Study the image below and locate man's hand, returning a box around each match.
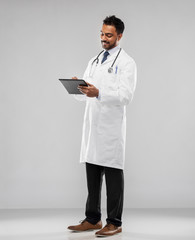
[78,82,99,98]
[71,77,99,98]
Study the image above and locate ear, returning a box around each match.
[117,33,123,41]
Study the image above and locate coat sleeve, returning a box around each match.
[97,60,137,106]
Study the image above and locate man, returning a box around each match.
[68,15,137,237]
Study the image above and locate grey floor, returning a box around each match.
[0,208,195,240]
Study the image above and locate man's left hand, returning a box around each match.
[78,82,99,98]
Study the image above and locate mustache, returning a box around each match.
[101,40,109,44]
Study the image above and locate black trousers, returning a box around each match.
[85,162,124,227]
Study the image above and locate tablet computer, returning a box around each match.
[59,79,88,94]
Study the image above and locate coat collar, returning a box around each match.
[101,45,121,65]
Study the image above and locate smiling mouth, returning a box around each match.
[102,41,109,44]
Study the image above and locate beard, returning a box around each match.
[101,39,118,50]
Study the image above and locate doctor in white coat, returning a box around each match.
[68,15,137,237]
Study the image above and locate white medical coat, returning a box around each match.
[74,49,137,169]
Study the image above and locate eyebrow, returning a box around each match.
[100,31,113,35]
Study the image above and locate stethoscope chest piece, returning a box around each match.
[108,67,113,73]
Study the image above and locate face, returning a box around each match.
[100,24,122,50]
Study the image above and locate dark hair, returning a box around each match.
[103,15,125,34]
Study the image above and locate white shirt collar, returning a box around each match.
[107,44,120,56]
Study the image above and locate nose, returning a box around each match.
[101,34,107,42]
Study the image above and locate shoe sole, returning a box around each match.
[68,228,102,232]
[95,231,122,237]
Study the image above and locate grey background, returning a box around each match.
[0,0,195,209]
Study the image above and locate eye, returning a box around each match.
[106,34,113,38]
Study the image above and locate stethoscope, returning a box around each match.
[90,48,122,76]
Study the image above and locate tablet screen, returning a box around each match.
[59,79,88,94]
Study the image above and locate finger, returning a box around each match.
[78,87,86,92]
[72,76,78,79]
[85,81,92,86]
[79,89,85,94]
[78,86,88,89]
[82,89,88,94]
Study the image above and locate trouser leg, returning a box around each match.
[105,166,124,227]
[85,162,104,224]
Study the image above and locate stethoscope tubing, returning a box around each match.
[91,48,122,74]
[110,48,122,68]
[91,50,104,66]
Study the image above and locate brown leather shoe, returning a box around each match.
[67,220,102,232]
[95,223,122,236]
